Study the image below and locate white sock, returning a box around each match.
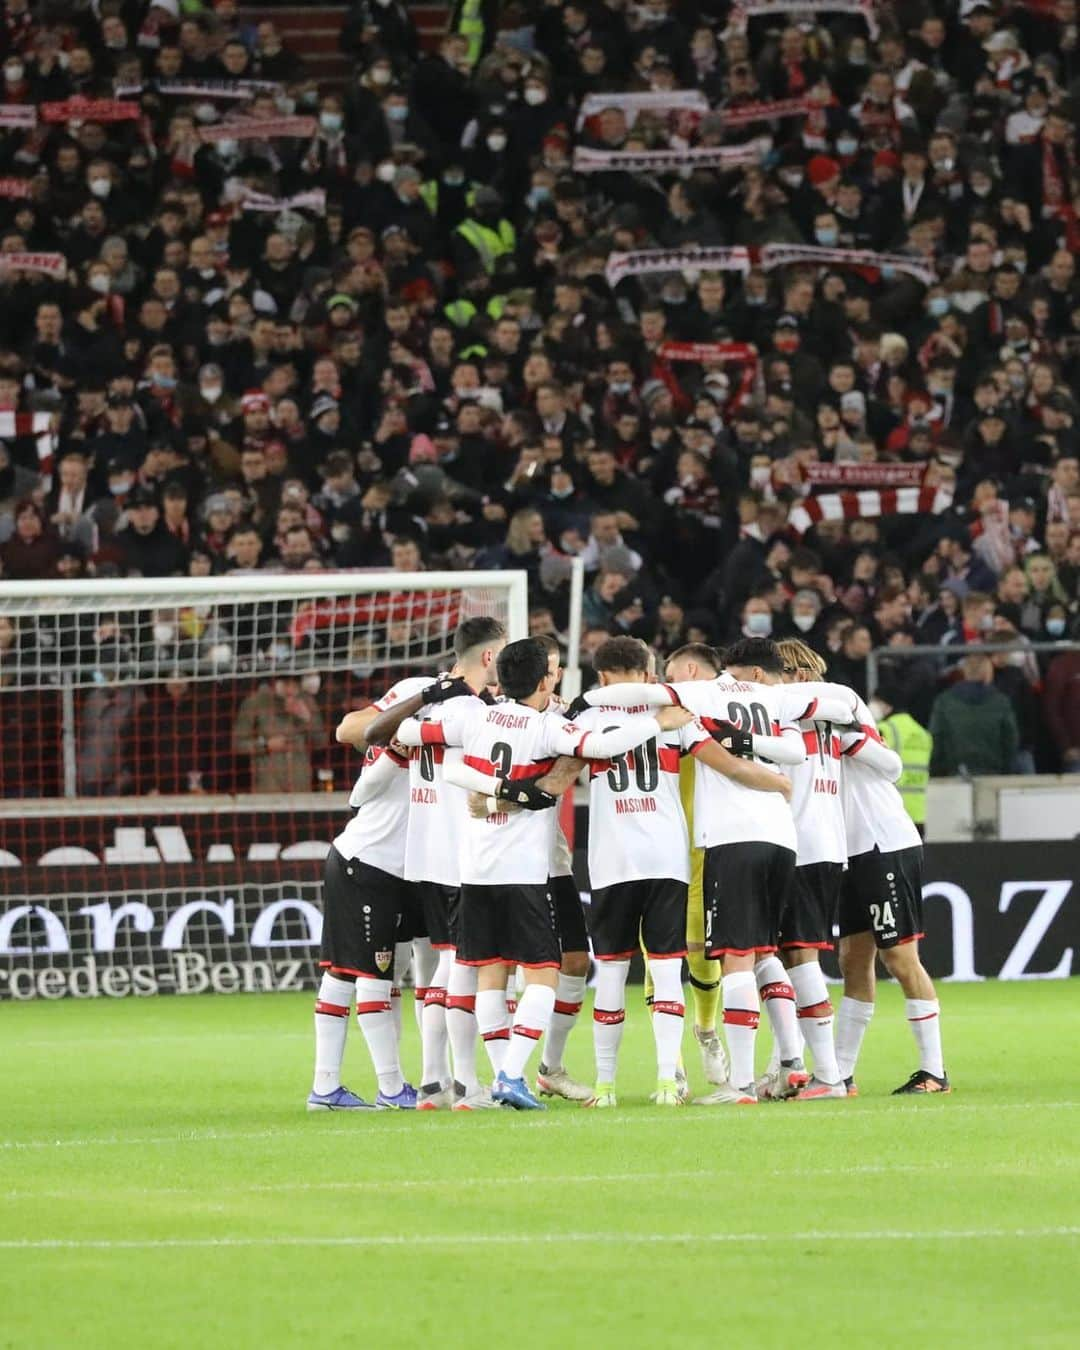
[446,961,479,1093]
[355,977,403,1096]
[789,962,841,1085]
[392,941,411,1045]
[542,972,585,1072]
[503,984,556,1081]
[755,955,801,1062]
[593,960,629,1084]
[420,948,453,1089]
[835,996,875,1079]
[905,997,944,1078]
[722,970,760,1090]
[649,958,685,1082]
[476,985,509,1074]
[412,937,437,1036]
[313,973,353,1095]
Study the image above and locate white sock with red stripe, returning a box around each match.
[313,973,353,1095]
[722,970,760,1090]
[649,957,685,1081]
[835,997,875,1079]
[541,972,586,1072]
[755,955,801,1062]
[446,961,479,1093]
[506,966,521,1016]
[905,998,944,1077]
[789,962,841,1085]
[420,948,453,1090]
[503,984,556,1080]
[355,976,403,1096]
[412,937,437,1036]
[476,985,509,1073]
[593,959,630,1083]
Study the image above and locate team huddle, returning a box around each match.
[307,617,950,1112]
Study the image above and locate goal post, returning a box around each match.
[0,568,529,1001]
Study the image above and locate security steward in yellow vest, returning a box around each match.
[874,684,932,833]
[452,186,516,277]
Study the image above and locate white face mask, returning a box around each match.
[745,612,772,637]
[89,177,111,198]
[88,272,111,294]
[370,66,392,85]
[750,465,771,486]
[792,612,816,633]
[523,86,547,106]
[487,133,507,152]
[5,64,24,82]
[216,139,239,159]
[201,384,223,403]
[376,161,397,182]
[320,111,343,132]
[153,622,175,645]
[386,103,407,122]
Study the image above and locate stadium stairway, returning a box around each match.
[240,5,451,86]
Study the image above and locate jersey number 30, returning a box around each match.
[605,735,659,794]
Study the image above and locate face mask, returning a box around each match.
[745,293,766,306]
[971,182,992,198]
[815,228,838,246]
[89,177,111,198]
[195,102,218,124]
[936,157,955,173]
[750,465,771,485]
[216,139,238,158]
[153,373,177,390]
[550,483,575,499]
[386,103,407,122]
[370,66,392,85]
[320,111,343,132]
[444,171,465,187]
[868,697,888,721]
[525,185,549,209]
[201,384,222,402]
[376,161,397,183]
[1008,373,1027,392]
[110,477,133,495]
[89,272,111,294]
[301,673,321,695]
[524,86,547,106]
[848,49,868,66]
[487,133,507,152]
[609,380,632,394]
[745,611,772,637]
[5,64,24,82]
[1046,618,1067,638]
[153,622,175,645]
[779,170,804,189]
[928,295,949,317]
[836,137,858,157]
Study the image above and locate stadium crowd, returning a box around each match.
[0,0,1079,789]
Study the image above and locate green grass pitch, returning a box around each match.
[2,981,1078,1349]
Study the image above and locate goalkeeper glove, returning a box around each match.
[495,778,558,811]
[564,693,592,719]
[709,720,754,757]
[420,675,473,705]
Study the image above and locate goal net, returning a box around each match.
[0,570,526,1002]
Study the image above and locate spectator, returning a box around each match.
[929,654,1020,778]
[232,676,327,793]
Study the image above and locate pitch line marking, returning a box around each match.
[2,1100,1079,1152]
[2,1228,1078,1252]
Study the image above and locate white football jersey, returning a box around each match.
[333,676,428,878]
[668,678,800,852]
[773,682,850,867]
[404,692,484,887]
[841,694,922,856]
[333,742,410,876]
[573,700,707,889]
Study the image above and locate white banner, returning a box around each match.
[759,243,937,285]
[238,188,326,214]
[730,0,880,40]
[605,246,752,288]
[573,142,764,174]
[576,89,709,130]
